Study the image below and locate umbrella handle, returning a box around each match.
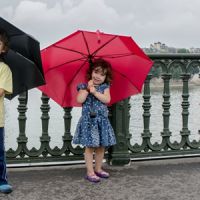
[88,56,93,67]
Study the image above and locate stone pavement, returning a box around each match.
[1,157,200,200]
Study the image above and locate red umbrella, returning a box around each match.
[38,30,153,107]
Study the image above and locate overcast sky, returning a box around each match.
[0,0,199,49]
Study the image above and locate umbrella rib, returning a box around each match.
[111,68,141,92]
[62,59,89,106]
[66,59,89,87]
[9,33,25,37]
[92,35,118,57]
[94,53,134,59]
[45,57,87,74]
[81,31,91,56]
[53,45,88,58]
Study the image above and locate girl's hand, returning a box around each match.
[87,80,94,88]
[87,80,96,94]
[89,86,96,94]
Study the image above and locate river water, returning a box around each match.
[4,83,200,150]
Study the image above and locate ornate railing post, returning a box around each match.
[17,92,28,146]
[16,92,28,158]
[142,75,152,141]
[109,99,131,165]
[62,107,73,154]
[161,74,172,141]
[180,73,190,138]
[40,93,51,144]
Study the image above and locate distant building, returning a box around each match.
[143,42,177,53]
[143,43,200,54]
[189,47,200,53]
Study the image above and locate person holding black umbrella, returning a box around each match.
[0,29,13,194]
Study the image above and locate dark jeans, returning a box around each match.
[0,127,8,185]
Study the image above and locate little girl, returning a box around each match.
[73,58,116,183]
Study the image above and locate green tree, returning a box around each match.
[177,48,190,53]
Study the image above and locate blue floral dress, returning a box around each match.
[73,83,116,147]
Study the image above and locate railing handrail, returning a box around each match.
[147,53,200,59]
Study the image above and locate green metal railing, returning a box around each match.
[6,54,200,165]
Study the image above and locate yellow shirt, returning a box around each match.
[0,61,13,127]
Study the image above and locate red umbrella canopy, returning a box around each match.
[39,30,153,107]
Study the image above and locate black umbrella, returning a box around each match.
[0,17,45,99]
[2,50,45,99]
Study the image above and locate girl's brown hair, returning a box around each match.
[86,58,113,84]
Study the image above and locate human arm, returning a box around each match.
[0,88,5,97]
[0,63,13,96]
[91,87,111,104]
[76,83,90,104]
[76,89,89,104]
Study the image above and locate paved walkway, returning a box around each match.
[1,157,200,200]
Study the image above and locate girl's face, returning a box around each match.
[0,40,6,54]
[91,66,107,85]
